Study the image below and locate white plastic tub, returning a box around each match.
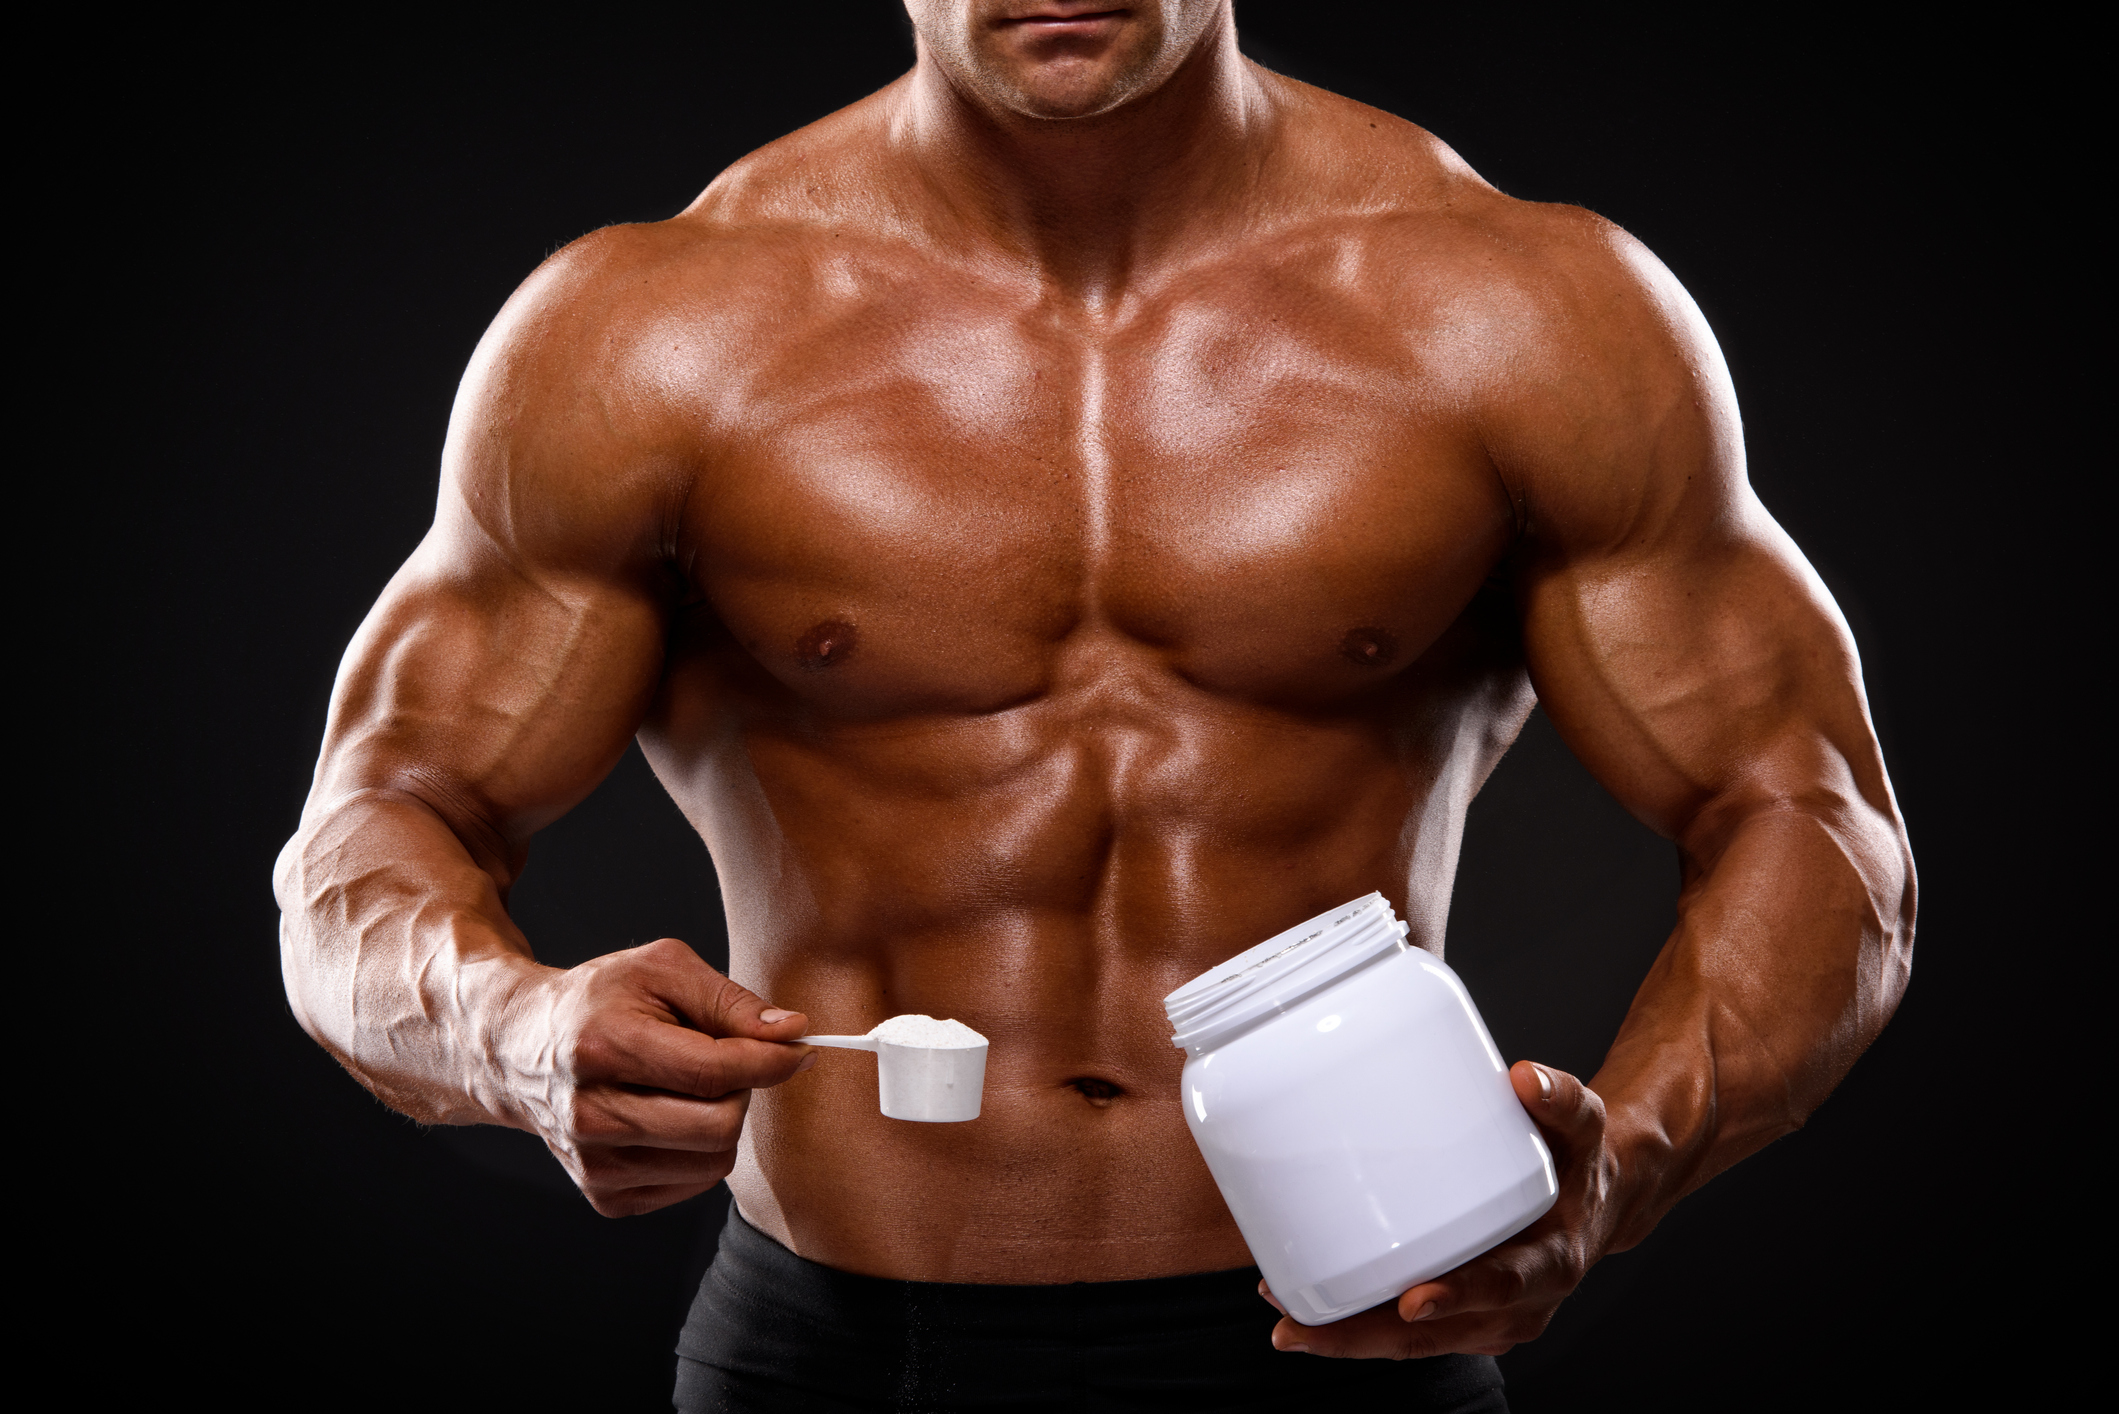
[1165,894,1557,1327]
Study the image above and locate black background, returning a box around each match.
[111,3,2073,1409]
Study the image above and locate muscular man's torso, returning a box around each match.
[485,74,1625,1281]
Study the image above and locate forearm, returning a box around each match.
[274,786,551,1126]
[1589,799,1913,1248]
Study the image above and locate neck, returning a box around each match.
[895,10,1268,303]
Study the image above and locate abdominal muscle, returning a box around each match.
[637,622,1527,1284]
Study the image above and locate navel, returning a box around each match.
[795,619,859,670]
[1340,627,1399,668]
[1066,1076,1125,1108]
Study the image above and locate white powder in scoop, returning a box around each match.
[867,1014,987,1049]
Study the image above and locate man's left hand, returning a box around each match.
[1262,1061,1625,1358]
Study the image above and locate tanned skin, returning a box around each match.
[276,1,1914,1361]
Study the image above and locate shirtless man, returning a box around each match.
[275,3,1915,1408]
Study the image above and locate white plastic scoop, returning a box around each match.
[804,1014,989,1122]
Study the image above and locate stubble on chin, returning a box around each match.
[918,5,1203,123]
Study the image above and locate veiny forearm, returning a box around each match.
[1590,792,1914,1249]
[274,786,551,1126]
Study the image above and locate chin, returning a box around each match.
[1001,67,1152,119]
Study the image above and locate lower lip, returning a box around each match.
[1010,11,1127,31]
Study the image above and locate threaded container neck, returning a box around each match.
[1164,893,1411,1056]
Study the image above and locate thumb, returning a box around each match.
[635,938,809,1041]
[1510,1060,1603,1153]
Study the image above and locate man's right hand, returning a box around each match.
[493,938,815,1217]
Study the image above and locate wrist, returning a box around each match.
[446,944,561,1130]
[1592,1090,1701,1253]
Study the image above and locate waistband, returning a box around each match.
[676,1204,1505,1412]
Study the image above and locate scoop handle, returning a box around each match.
[802,1034,880,1052]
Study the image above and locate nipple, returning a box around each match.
[796,619,859,671]
[1340,627,1398,668]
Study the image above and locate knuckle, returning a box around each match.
[572,1146,625,1183]
[578,1174,627,1214]
[643,937,695,967]
[570,1099,629,1145]
[1543,1230,1591,1286]
[708,973,754,1020]
[564,1025,622,1081]
[1391,1329,1443,1361]
[700,1105,745,1151]
[1559,1249,1591,1290]
[686,1045,734,1099]
[613,1192,660,1218]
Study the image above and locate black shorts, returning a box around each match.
[675,1206,1507,1413]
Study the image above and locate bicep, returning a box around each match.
[1497,224,1897,859]
[312,531,669,856]
[307,241,680,857]
[1518,499,1892,860]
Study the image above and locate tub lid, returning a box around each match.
[1164,894,1410,1054]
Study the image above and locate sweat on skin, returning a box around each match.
[275,0,1913,1368]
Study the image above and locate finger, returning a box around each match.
[1509,1060,1604,1154]
[628,939,810,1041]
[1271,1303,1464,1360]
[566,1141,740,1190]
[565,1086,752,1153]
[580,1178,725,1219]
[1276,1296,1554,1361]
[581,1013,818,1098]
[1392,1239,1555,1324]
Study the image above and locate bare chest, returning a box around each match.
[675,276,1515,718]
